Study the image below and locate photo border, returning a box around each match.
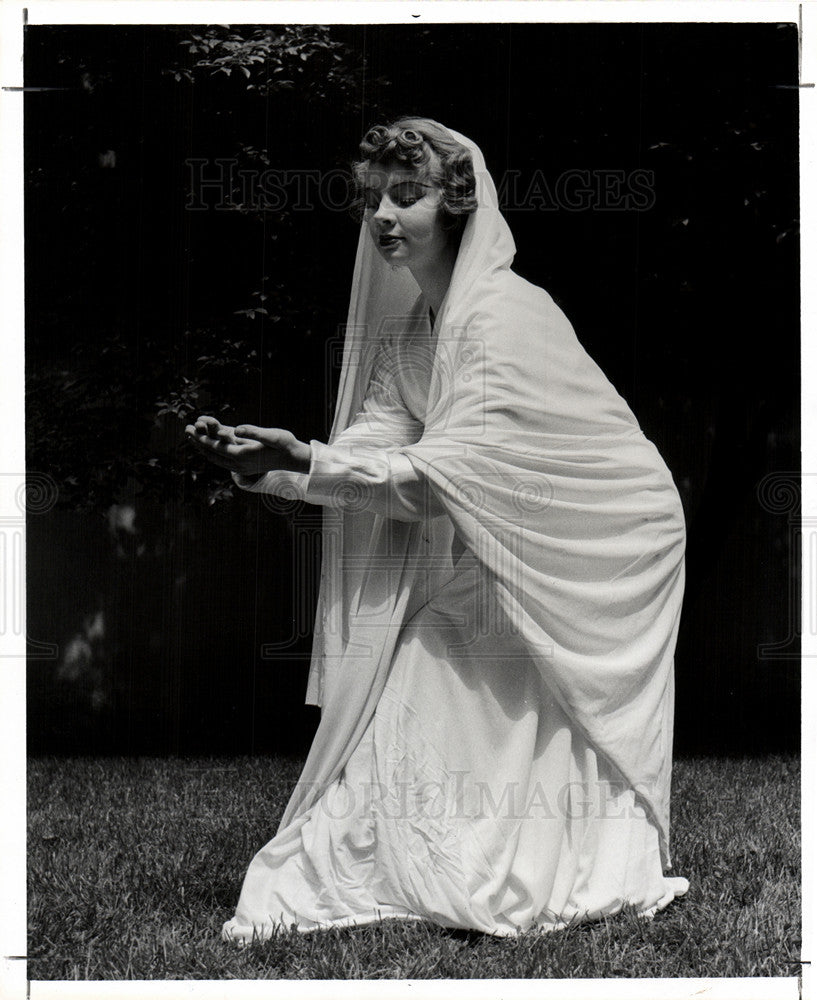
[2,3,812,999]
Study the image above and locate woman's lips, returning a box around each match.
[379,235,404,249]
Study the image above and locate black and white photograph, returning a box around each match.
[2,1,811,995]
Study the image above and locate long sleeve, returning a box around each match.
[232,340,445,522]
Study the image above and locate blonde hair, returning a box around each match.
[351,117,477,228]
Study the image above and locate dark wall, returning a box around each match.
[25,23,800,755]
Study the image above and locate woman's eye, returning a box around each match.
[362,187,425,210]
[396,188,426,206]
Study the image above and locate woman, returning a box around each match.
[187,119,689,939]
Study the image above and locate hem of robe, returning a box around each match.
[221,877,689,943]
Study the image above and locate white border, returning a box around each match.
[24,978,804,999]
[2,3,811,1000]
[0,3,28,1000]
[16,1,813,26]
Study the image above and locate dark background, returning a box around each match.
[25,23,800,757]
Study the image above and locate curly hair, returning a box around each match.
[351,117,477,230]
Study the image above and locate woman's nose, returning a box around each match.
[372,196,396,226]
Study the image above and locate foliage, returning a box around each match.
[169,25,368,102]
[27,754,800,979]
[26,26,370,513]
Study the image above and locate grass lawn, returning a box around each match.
[27,753,801,980]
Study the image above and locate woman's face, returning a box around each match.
[363,161,450,273]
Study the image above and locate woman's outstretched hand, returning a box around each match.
[185,416,311,476]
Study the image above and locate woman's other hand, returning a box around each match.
[185,416,311,476]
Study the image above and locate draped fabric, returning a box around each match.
[223,126,687,938]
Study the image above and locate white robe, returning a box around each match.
[223,294,689,938]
